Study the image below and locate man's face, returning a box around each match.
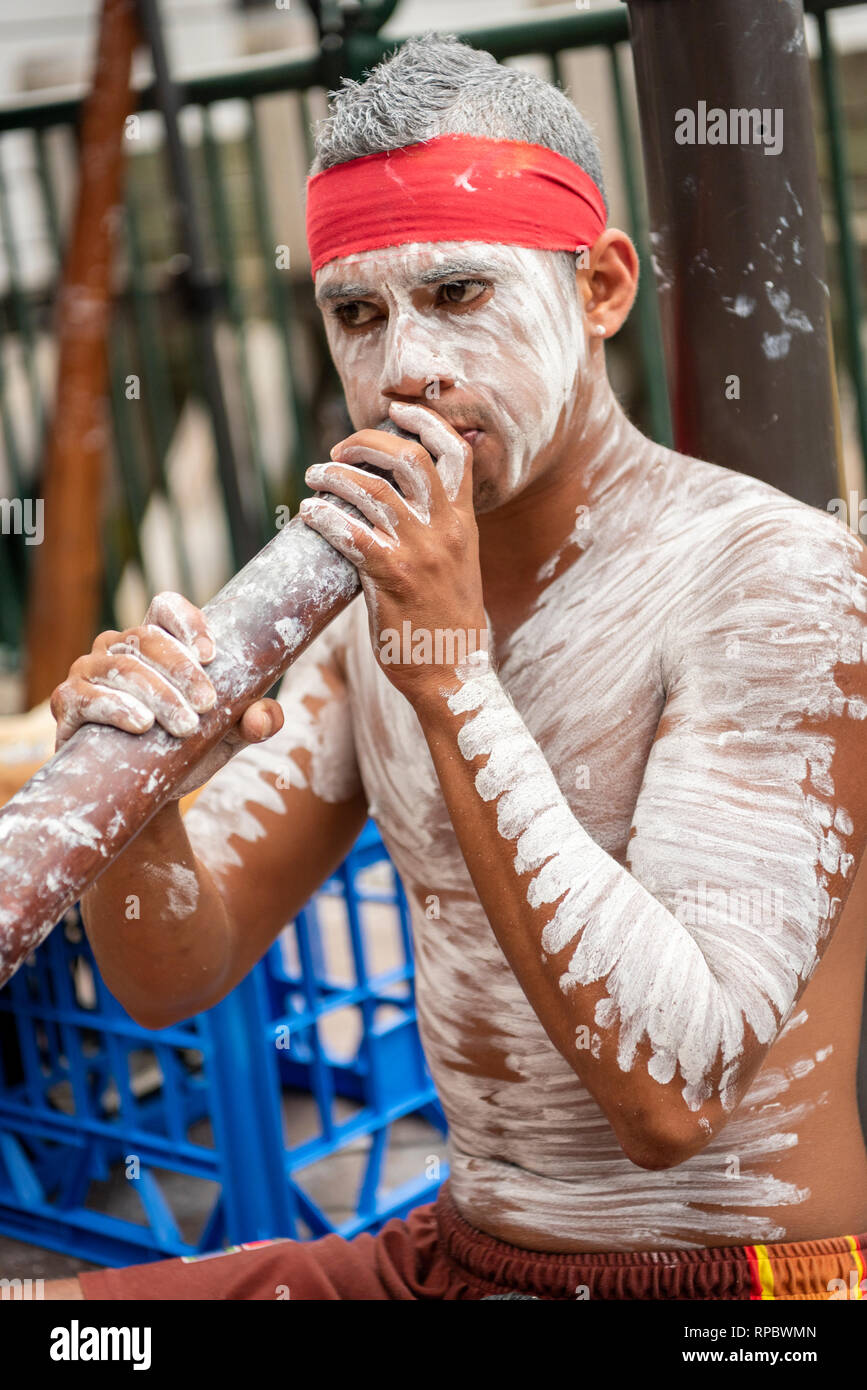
[315,241,589,512]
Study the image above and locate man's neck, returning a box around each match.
[477,385,658,600]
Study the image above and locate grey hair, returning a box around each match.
[309,33,606,287]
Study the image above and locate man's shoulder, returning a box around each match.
[664,451,866,589]
[653,454,867,681]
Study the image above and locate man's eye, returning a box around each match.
[437,279,489,307]
[334,301,380,327]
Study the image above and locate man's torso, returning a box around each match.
[336,449,867,1252]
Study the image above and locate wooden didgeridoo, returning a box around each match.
[0,422,413,990]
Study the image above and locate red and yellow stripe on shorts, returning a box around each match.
[746,1233,865,1300]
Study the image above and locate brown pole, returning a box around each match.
[626,0,842,508]
[24,0,140,706]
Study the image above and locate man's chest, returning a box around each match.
[343,557,671,876]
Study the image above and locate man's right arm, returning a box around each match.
[52,591,367,1029]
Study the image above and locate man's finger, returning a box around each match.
[144,591,216,662]
[305,462,410,539]
[387,400,472,504]
[298,495,393,571]
[331,436,434,521]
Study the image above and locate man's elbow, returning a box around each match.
[113,988,201,1031]
[123,1000,187,1031]
[617,1110,710,1171]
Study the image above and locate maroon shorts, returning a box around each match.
[77,1181,867,1301]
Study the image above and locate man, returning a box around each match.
[41,34,867,1299]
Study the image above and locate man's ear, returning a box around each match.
[579,229,640,338]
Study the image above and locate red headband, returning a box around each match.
[305,133,606,276]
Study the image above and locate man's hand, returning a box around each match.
[299,400,488,705]
[49,591,284,799]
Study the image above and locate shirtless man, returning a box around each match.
[41,35,867,1299]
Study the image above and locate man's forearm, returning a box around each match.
[411,660,734,1167]
[80,799,234,1028]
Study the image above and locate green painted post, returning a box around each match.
[607,43,673,448]
[201,104,272,547]
[105,313,157,596]
[0,318,26,502]
[0,154,45,451]
[122,171,195,596]
[246,103,313,507]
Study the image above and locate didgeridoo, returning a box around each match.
[0,420,414,989]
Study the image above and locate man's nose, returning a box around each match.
[378,312,455,401]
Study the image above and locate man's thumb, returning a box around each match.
[238,698,284,744]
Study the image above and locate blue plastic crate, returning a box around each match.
[0,822,447,1267]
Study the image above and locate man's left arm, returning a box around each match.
[301,404,867,1170]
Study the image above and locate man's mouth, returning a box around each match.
[379,410,486,449]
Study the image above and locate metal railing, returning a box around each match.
[0,0,864,664]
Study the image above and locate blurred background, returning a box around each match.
[0,0,864,724]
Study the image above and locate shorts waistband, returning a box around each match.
[434,1182,867,1300]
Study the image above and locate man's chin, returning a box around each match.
[472,476,505,514]
[470,449,529,514]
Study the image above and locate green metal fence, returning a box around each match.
[0,0,864,668]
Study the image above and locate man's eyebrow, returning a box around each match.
[316,259,509,303]
[315,281,374,304]
[415,259,505,284]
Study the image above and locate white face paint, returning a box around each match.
[315,241,589,511]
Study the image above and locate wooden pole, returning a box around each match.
[626,0,842,508]
[24,0,140,706]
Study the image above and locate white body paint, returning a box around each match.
[140,862,200,918]
[175,238,867,1250]
[179,450,865,1249]
[336,454,862,1249]
[184,607,362,881]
